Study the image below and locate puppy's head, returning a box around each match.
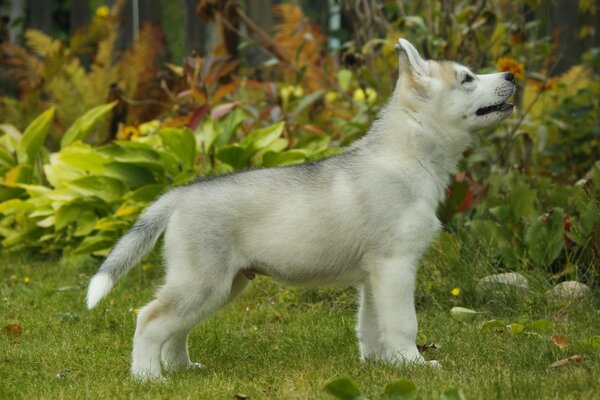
[393,39,515,132]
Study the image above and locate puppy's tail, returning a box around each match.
[86,191,176,309]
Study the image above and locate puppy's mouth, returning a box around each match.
[475,101,514,116]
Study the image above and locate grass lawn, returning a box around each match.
[1,248,599,399]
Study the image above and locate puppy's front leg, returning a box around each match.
[369,256,428,365]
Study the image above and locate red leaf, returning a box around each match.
[551,335,568,349]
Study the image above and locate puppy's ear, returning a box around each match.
[394,39,428,77]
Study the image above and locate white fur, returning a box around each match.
[87,38,514,381]
[86,273,114,309]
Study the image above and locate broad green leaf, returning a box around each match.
[480,319,506,332]
[74,210,97,237]
[65,176,126,204]
[262,149,308,167]
[217,108,247,146]
[216,144,250,170]
[439,387,467,400]
[450,306,478,321]
[383,379,418,400]
[95,217,131,232]
[0,146,16,169]
[525,319,553,333]
[508,179,537,220]
[507,323,525,335]
[100,142,165,173]
[58,143,111,173]
[0,199,36,214]
[525,208,564,267]
[159,127,196,171]
[73,233,115,254]
[241,121,285,153]
[102,162,156,188]
[61,101,117,148]
[124,184,164,202]
[36,215,55,228]
[16,107,55,164]
[323,377,363,400]
[4,164,34,186]
[0,185,24,202]
[55,204,83,230]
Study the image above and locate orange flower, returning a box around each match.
[496,57,525,80]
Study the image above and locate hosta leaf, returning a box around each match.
[65,176,126,204]
[55,204,83,230]
[74,210,97,237]
[61,101,118,148]
[525,208,564,267]
[159,127,196,171]
[73,233,115,254]
[101,162,156,188]
[16,107,55,164]
[100,142,164,172]
[4,164,34,186]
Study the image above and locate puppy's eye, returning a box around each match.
[461,74,474,84]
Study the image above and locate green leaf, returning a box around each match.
[480,319,506,332]
[383,379,418,400]
[17,107,55,164]
[74,210,97,237]
[65,176,126,204]
[525,208,564,267]
[323,377,363,400]
[524,319,553,333]
[507,323,525,335]
[73,233,115,255]
[0,146,16,169]
[102,162,156,188]
[439,388,466,400]
[241,121,285,154]
[124,184,164,202]
[55,204,83,230]
[262,149,308,167]
[100,142,165,173]
[159,127,196,171]
[61,101,117,148]
[215,144,250,170]
[508,179,537,220]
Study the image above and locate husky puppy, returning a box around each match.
[86,38,515,380]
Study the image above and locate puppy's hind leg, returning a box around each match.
[356,282,382,361]
[132,266,236,380]
[160,272,250,372]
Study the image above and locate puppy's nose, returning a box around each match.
[504,72,515,83]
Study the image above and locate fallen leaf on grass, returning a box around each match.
[450,307,478,321]
[3,323,23,336]
[551,335,568,349]
[549,355,583,369]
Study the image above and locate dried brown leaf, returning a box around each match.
[549,354,583,369]
[551,334,568,349]
[3,323,23,336]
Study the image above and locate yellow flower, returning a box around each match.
[325,91,339,103]
[95,6,110,18]
[365,87,378,105]
[23,277,30,284]
[10,274,17,281]
[496,57,525,80]
[293,86,304,98]
[116,125,141,141]
[353,88,366,103]
[450,287,461,297]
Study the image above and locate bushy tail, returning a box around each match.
[86,192,175,309]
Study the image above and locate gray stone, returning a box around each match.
[547,281,591,303]
[477,272,530,295]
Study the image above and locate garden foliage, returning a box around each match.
[0,1,598,283]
